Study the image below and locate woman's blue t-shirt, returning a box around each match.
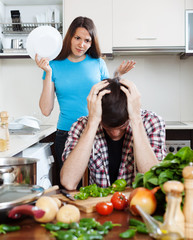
[42,55,109,131]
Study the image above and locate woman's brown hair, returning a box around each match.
[55,16,101,60]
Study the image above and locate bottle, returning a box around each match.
[0,111,9,151]
[182,163,193,239]
[161,180,185,239]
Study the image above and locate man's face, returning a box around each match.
[102,120,128,141]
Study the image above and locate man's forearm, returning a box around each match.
[60,121,98,190]
[131,117,159,173]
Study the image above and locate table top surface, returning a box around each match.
[1,208,153,240]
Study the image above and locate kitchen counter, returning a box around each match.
[2,209,152,240]
[0,124,56,158]
[165,121,193,130]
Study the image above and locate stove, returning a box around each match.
[165,140,191,154]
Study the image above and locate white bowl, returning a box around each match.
[26,26,63,61]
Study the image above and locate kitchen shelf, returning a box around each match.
[1,22,63,35]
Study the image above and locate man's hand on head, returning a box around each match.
[87,80,110,126]
[119,79,141,121]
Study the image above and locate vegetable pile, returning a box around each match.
[132,146,193,211]
[74,179,127,200]
[42,218,121,240]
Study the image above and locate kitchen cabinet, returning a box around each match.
[63,0,112,54]
[0,0,63,58]
[186,0,193,9]
[113,0,185,52]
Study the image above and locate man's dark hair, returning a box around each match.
[101,77,128,128]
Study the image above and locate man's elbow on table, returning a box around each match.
[60,172,78,191]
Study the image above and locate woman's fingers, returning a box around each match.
[117,60,136,75]
[35,54,50,71]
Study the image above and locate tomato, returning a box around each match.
[111,192,129,210]
[96,202,113,215]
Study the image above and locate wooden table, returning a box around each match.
[2,209,153,240]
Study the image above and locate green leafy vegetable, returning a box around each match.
[132,146,193,212]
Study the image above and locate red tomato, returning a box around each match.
[111,192,129,210]
[96,202,113,215]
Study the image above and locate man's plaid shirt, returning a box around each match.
[62,110,166,187]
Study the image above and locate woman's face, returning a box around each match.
[70,27,92,59]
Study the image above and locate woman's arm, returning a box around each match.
[35,54,55,116]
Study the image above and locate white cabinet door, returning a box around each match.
[63,0,112,53]
[113,0,185,48]
[186,0,193,9]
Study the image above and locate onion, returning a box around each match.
[128,186,160,216]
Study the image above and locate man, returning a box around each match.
[60,78,166,190]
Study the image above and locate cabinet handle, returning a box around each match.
[137,37,157,40]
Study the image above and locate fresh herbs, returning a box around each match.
[74,179,127,200]
[132,146,193,211]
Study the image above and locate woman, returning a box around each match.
[35,16,136,180]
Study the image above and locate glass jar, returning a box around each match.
[0,111,9,152]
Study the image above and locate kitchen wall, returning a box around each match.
[0,54,193,125]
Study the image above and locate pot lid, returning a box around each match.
[0,184,44,210]
[0,157,39,166]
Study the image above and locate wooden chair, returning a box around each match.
[82,167,89,187]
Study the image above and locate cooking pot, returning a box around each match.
[0,157,38,185]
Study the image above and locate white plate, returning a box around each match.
[9,116,41,130]
[26,26,63,61]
